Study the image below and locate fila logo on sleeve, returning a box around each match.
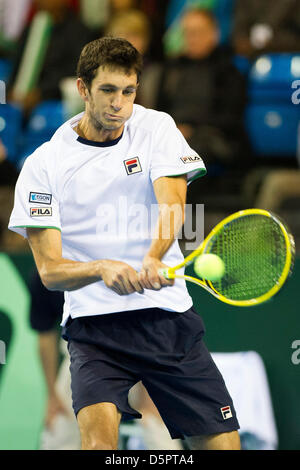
[30,207,52,217]
[220,406,232,420]
[181,155,203,164]
[124,157,142,175]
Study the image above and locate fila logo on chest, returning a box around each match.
[123,157,142,175]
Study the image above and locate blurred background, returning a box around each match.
[0,0,300,451]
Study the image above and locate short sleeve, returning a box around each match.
[8,145,61,238]
[150,113,207,183]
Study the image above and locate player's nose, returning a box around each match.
[111,93,123,111]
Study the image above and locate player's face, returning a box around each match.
[85,65,138,132]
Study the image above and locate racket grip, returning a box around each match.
[158,268,174,279]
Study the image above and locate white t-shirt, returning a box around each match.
[9,104,206,325]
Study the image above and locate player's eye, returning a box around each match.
[123,89,135,95]
[100,88,114,93]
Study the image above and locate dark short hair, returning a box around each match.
[76,37,143,90]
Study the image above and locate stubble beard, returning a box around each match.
[88,103,122,133]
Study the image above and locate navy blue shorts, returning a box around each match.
[62,307,239,439]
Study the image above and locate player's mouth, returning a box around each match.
[105,113,123,121]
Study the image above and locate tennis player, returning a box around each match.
[8,37,240,450]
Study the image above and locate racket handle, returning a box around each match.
[158,268,175,280]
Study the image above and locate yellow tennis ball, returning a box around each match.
[194,254,225,281]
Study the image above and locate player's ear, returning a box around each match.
[77,78,89,101]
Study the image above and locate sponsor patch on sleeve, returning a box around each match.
[29,192,52,205]
[180,155,203,164]
[30,207,52,217]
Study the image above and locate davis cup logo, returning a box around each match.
[124,157,142,175]
[220,406,232,420]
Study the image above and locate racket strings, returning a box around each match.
[206,215,289,300]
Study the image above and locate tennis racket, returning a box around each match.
[159,208,295,307]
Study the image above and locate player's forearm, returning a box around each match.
[146,202,185,260]
[40,258,104,292]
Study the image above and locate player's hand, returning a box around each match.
[139,256,174,291]
[45,392,70,430]
[99,259,144,295]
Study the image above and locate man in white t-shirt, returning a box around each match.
[8,37,240,450]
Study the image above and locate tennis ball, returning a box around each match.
[194,254,225,281]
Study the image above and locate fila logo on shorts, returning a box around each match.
[181,155,203,164]
[124,157,142,175]
[30,207,52,217]
[220,406,232,420]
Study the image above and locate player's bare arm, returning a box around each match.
[139,174,187,290]
[27,227,143,295]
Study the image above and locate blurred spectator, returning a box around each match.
[232,0,300,58]
[110,0,139,12]
[255,169,300,212]
[156,8,250,198]
[79,0,110,32]
[106,8,150,55]
[8,0,93,115]
[105,8,162,107]
[165,0,215,28]
[108,0,166,59]
[163,0,215,57]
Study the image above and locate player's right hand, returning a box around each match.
[99,259,144,295]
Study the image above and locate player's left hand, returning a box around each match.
[139,256,174,290]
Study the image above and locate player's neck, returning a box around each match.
[75,115,124,143]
